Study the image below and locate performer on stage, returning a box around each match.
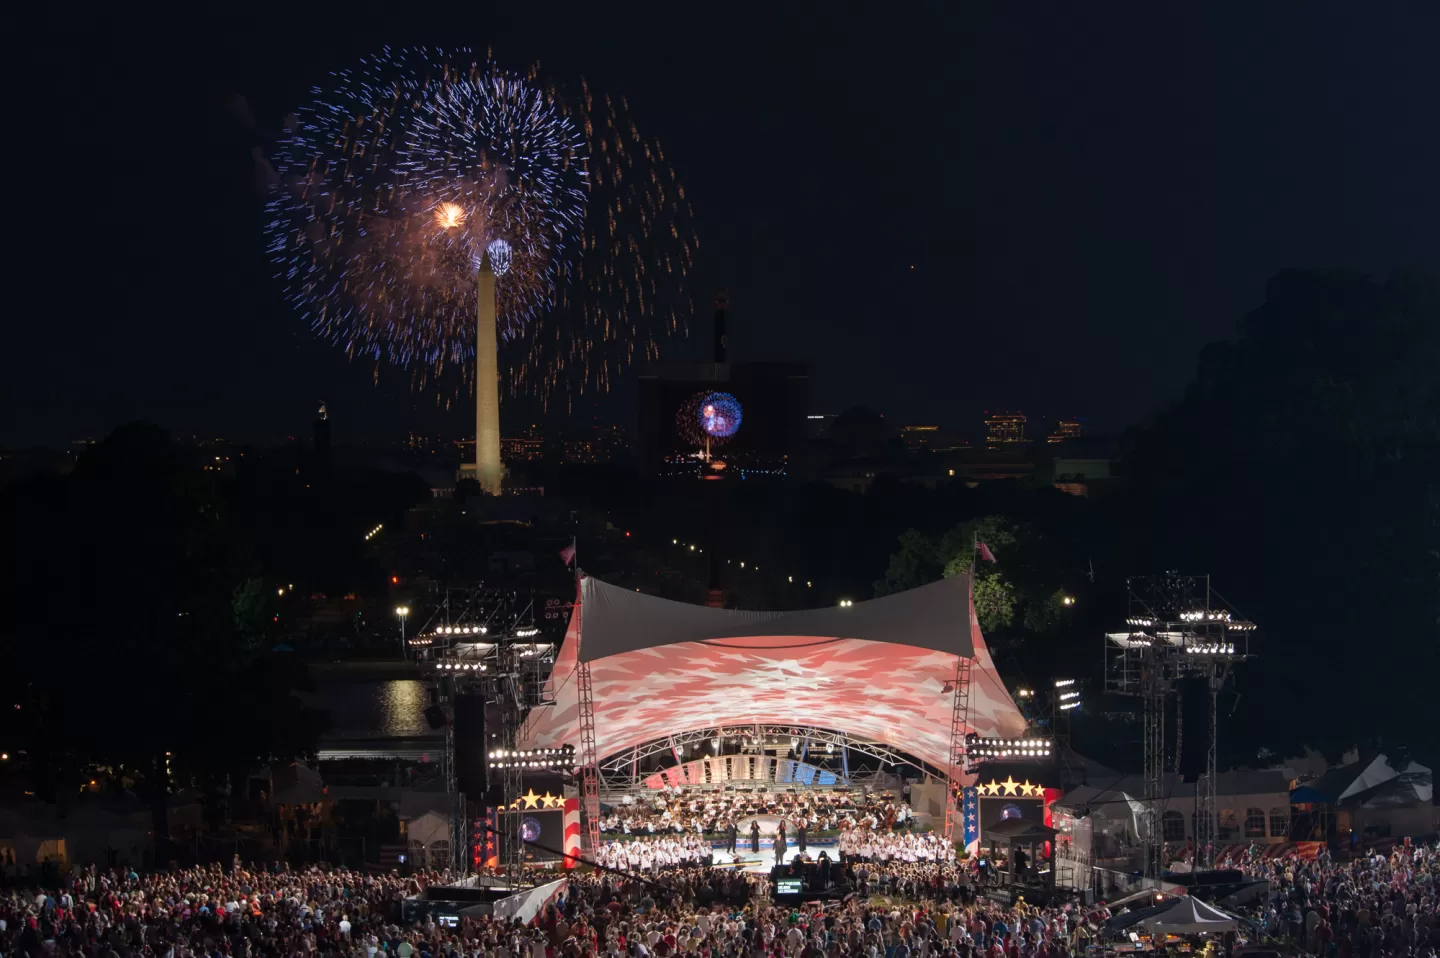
[775,821,788,864]
[749,819,761,854]
[726,820,737,855]
[797,821,808,854]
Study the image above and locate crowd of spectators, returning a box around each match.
[0,851,1113,958]
[1223,840,1437,958]
[7,839,1433,958]
[599,789,914,837]
[0,859,450,958]
[555,866,1111,958]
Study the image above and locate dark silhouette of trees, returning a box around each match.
[870,268,1438,769]
[1123,268,1439,767]
[2,423,430,812]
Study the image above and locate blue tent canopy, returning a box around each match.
[1290,785,1331,804]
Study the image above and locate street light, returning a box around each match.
[396,606,411,660]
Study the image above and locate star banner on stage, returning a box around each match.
[962,786,980,853]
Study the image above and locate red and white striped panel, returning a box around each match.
[523,599,1024,776]
[562,797,582,867]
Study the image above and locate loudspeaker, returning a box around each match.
[1176,676,1209,779]
[454,691,488,798]
[424,705,448,731]
[1081,888,1095,906]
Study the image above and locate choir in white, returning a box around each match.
[837,828,956,862]
[599,787,913,835]
[594,823,953,873]
[593,835,714,872]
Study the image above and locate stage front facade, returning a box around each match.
[520,573,1026,784]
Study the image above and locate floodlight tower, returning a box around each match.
[1105,574,1254,875]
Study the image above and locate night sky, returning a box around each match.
[9,1,1438,447]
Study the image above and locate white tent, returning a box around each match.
[1142,896,1240,935]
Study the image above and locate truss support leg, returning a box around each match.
[578,660,601,858]
[943,656,974,843]
[1142,657,1167,878]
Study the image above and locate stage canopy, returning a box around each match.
[519,573,1027,776]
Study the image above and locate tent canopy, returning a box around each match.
[268,763,325,805]
[1107,897,1241,936]
[575,573,977,662]
[1143,897,1241,935]
[520,573,1026,774]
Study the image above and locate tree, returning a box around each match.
[876,515,1077,637]
[1125,268,1440,767]
[3,424,324,818]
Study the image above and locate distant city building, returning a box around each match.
[984,411,1027,448]
[900,425,940,450]
[1047,417,1084,443]
[456,422,628,468]
[806,413,838,439]
[501,435,544,462]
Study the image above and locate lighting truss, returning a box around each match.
[592,725,935,790]
[1104,573,1256,876]
[965,736,1053,760]
[488,745,575,770]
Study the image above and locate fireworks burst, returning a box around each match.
[264,47,696,408]
[677,390,743,449]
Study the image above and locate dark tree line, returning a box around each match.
[872,268,1440,770]
[1124,268,1439,767]
[0,423,430,812]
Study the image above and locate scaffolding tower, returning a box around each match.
[942,654,974,841]
[421,587,546,880]
[577,660,601,858]
[1105,574,1255,875]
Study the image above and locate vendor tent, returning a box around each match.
[1141,896,1240,935]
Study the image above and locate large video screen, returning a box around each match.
[638,363,808,478]
[980,795,1046,831]
[503,808,566,864]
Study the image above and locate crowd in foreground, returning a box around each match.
[0,842,1434,958]
[1221,839,1438,957]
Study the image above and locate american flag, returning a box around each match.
[962,786,981,853]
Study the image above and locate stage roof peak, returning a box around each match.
[575,573,975,662]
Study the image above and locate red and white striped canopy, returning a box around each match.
[519,574,1026,776]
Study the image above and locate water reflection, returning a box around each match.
[317,679,431,739]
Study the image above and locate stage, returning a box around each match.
[708,839,839,873]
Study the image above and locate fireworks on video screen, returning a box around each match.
[677,391,743,450]
[263,46,696,408]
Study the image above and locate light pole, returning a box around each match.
[396,606,410,660]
